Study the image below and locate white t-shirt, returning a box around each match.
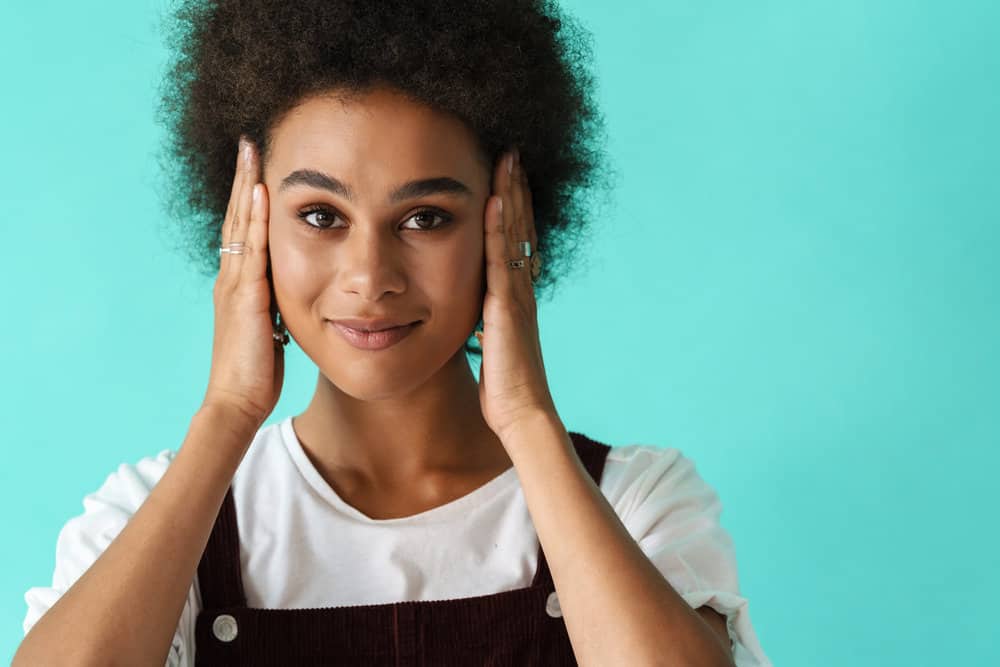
[22,415,772,666]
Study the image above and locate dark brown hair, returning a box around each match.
[156,0,616,359]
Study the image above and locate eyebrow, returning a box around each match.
[278,169,473,203]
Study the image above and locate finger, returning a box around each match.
[224,139,260,285]
[510,147,525,247]
[240,182,270,283]
[510,148,533,294]
[230,139,256,245]
[219,137,247,275]
[516,152,538,250]
[502,147,530,293]
[514,154,540,294]
[485,149,514,298]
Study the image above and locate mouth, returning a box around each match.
[330,320,422,351]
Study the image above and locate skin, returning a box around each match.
[261,86,514,519]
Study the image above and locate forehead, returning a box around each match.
[266,88,489,182]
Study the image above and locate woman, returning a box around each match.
[17,1,770,665]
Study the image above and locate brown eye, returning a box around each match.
[297,206,342,232]
[400,209,452,231]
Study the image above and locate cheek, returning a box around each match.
[448,226,485,292]
[267,228,319,303]
[415,233,484,317]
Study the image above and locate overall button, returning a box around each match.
[212,614,239,642]
[545,591,562,618]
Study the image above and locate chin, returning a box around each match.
[311,349,433,402]
[302,319,475,395]
[313,353,421,400]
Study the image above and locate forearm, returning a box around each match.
[14,404,256,667]
[505,412,735,667]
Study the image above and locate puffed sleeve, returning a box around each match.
[22,449,201,667]
[601,444,772,667]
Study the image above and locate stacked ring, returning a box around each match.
[219,242,247,255]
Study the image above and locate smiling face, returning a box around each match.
[262,86,492,400]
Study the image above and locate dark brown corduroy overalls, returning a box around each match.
[194,432,611,666]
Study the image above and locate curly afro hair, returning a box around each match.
[155,0,616,360]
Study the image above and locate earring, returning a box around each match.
[273,311,290,347]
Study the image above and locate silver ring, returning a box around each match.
[507,241,531,270]
[219,242,247,256]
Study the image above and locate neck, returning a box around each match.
[291,350,511,492]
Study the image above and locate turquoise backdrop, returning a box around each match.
[3,1,998,664]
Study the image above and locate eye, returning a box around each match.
[297,206,342,232]
[400,209,452,231]
[295,206,452,234]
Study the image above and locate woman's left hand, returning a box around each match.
[477,147,558,444]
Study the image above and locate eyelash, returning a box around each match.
[295,205,453,234]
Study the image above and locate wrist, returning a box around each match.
[194,401,263,442]
[500,409,567,454]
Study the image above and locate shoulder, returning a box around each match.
[591,440,725,541]
[41,415,286,576]
[585,440,772,666]
[598,442,707,503]
[84,418,287,506]
[603,442,686,470]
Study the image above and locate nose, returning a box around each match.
[335,224,408,301]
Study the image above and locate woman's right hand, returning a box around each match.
[201,136,285,430]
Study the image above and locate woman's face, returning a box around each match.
[262,87,492,399]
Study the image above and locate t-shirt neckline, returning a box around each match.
[278,415,519,525]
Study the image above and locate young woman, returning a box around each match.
[17,1,770,665]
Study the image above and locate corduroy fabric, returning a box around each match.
[194,431,611,666]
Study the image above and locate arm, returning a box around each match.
[13,404,257,667]
[504,411,736,667]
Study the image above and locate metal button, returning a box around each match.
[212,613,238,642]
[545,591,562,618]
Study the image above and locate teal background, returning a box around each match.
[3,1,998,664]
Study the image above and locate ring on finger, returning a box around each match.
[219,242,249,255]
[505,239,530,268]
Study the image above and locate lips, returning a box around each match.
[330,320,421,351]
[331,317,421,332]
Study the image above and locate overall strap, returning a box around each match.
[530,431,612,589]
[196,485,247,609]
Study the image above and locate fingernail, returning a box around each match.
[252,183,260,204]
[507,151,513,175]
[243,140,252,166]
